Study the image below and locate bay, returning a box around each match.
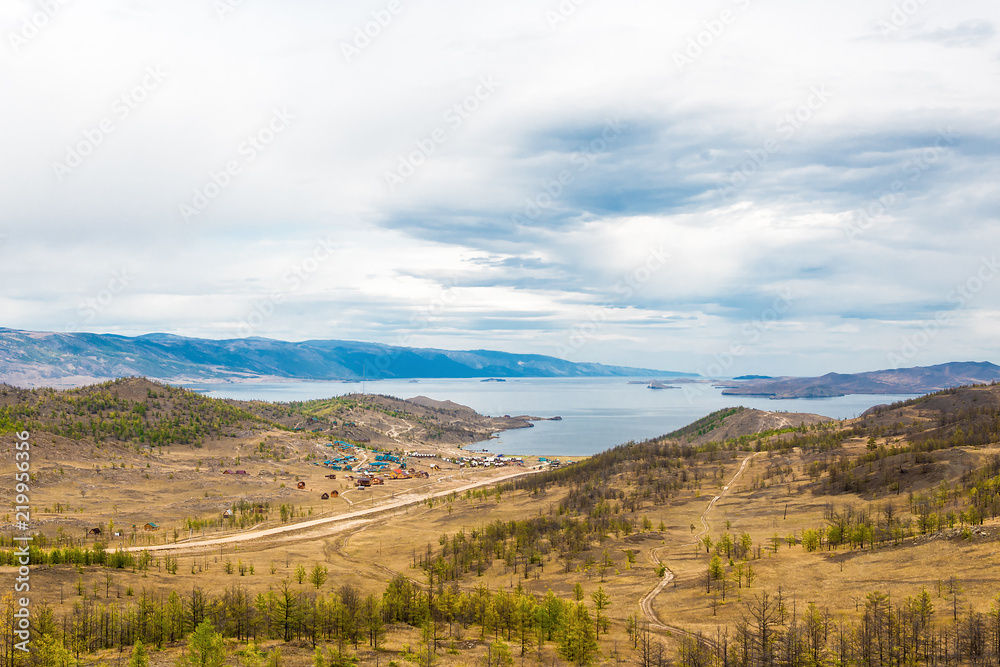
[182,378,918,457]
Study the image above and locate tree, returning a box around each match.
[591,587,611,636]
[741,592,781,667]
[176,620,225,667]
[946,576,963,622]
[634,621,668,667]
[803,602,826,666]
[309,563,328,589]
[272,580,301,642]
[362,593,386,649]
[559,603,599,666]
[295,564,307,585]
[129,640,150,667]
[718,532,734,558]
[482,639,514,667]
[32,633,77,667]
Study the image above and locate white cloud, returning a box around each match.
[0,0,998,376]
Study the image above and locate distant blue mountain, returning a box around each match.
[0,328,697,387]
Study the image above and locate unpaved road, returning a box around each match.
[127,466,545,553]
[640,451,761,644]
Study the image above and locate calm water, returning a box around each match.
[182,378,917,457]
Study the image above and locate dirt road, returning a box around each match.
[127,466,545,554]
[640,451,761,644]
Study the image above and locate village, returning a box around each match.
[82,437,571,544]
[307,441,566,491]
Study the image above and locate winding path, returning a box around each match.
[639,451,761,644]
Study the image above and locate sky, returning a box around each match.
[1,0,998,377]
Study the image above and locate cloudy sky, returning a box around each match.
[1,0,998,376]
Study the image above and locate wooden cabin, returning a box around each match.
[88,527,102,536]
[297,481,306,489]
[143,523,159,532]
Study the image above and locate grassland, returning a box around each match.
[1,380,999,666]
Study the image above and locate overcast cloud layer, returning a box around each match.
[2,0,998,376]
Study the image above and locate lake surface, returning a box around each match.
[182,378,917,457]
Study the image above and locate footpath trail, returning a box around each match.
[639,451,762,644]
[126,466,545,554]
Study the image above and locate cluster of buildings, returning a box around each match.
[450,453,526,468]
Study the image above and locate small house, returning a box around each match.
[330,490,339,498]
[143,523,159,532]
[88,527,102,536]
[222,509,234,518]
[325,474,337,479]
[321,493,330,500]
[296,481,306,489]
[222,470,234,475]
[235,470,248,476]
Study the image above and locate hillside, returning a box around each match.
[0,377,545,453]
[660,406,832,446]
[0,328,694,387]
[3,382,1000,667]
[0,377,283,447]
[721,361,1000,398]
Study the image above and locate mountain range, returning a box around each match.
[0,328,693,387]
[720,361,1000,398]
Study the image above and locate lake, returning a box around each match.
[182,378,917,457]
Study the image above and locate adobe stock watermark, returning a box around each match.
[683,288,794,403]
[371,281,462,374]
[843,128,958,243]
[876,0,928,37]
[673,0,753,72]
[179,108,295,223]
[8,0,71,54]
[237,235,336,336]
[213,0,246,20]
[545,0,591,31]
[12,430,33,653]
[555,246,669,358]
[717,85,832,200]
[63,268,133,333]
[888,255,999,366]
[383,76,500,193]
[510,118,625,226]
[340,0,403,63]
[52,66,168,182]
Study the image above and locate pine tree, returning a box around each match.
[309,563,328,589]
[129,640,150,667]
[175,620,224,667]
[559,603,599,666]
